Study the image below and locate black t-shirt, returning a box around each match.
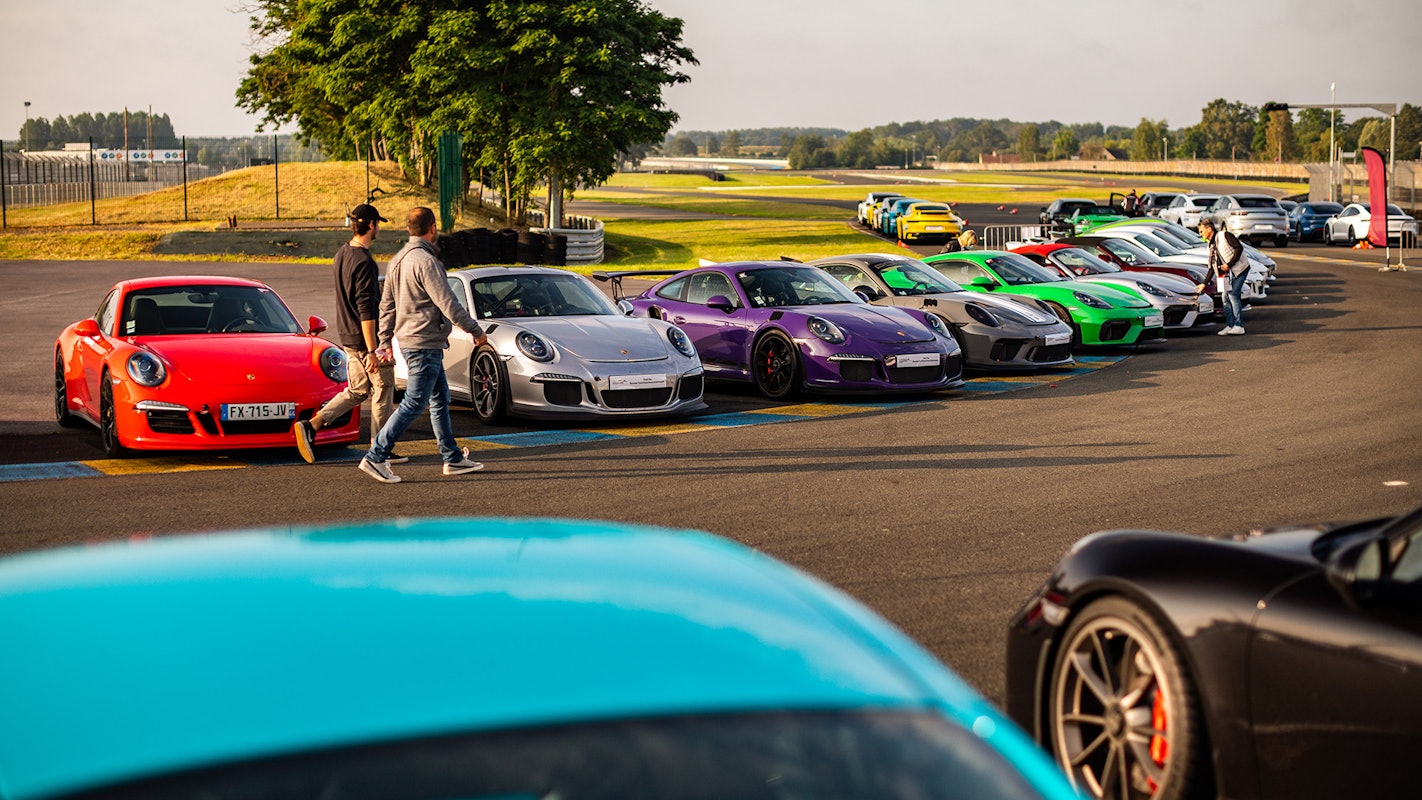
[332,243,380,350]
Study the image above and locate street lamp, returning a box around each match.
[1329,82,1336,202]
[23,101,30,151]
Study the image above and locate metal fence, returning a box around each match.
[979,223,1049,250]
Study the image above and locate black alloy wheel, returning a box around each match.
[99,372,126,458]
[470,347,509,424]
[1048,597,1209,800]
[751,331,800,400]
[54,353,83,428]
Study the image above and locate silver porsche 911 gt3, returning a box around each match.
[396,266,705,423]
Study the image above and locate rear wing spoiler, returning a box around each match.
[591,269,691,301]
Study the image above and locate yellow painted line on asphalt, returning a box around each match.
[751,403,882,417]
[80,457,245,476]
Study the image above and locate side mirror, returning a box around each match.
[308,315,328,336]
[1326,536,1389,610]
[75,318,101,338]
[853,285,882,301]
[616,299,636,317]
[967,276,997,289]
[706,294,736,313]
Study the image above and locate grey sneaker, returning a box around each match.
[293,420,316,464]
[444,447,485,476]
[359,457,401,483]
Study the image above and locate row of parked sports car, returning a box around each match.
[56,209,1282,458]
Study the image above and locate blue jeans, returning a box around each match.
[366,348,462,464]
[1224,271,1249,328]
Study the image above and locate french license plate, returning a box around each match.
[1045,333,1070,346]
[895,352,940,368]
[926,225,944,231]
[1198,296,1214,312]
[609,373,667,390]
[1144,313,1164,328]
[1254,224,1275,230]
[222,402,296,421]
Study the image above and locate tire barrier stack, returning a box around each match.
[436,226,569,269]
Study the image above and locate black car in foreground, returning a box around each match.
[1006,502,1422,800]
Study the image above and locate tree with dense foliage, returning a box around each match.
[1198,98,1257,159]
[1049,128,1078,160]
[238,0,695,225]
[1260,109,1297,162]
[1130,118,1167,161]
[718,130,741,157]
[1017,124,1040,162]
[667,133,699,156]
[18,110,176,150]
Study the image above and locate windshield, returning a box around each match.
[1387,204,1408,216]
[1127,232,1184,257]
[1236,197,1281,210]
[983,253,1065,285]
[874,259,964,295]
[1071,205,1116,217]
[1142,225,1201,249]
[737,266,861,307]
[120,285,301,336]
[1304,203,1343,215]
[1189,196,1219,208]
[471,273,618,319]
[1049,247,1121,276]
[1098,237,1163,266]
[65,710,1049,800]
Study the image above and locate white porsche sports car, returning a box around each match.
[396,266,706,423]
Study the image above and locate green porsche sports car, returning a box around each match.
[922,250,1166,346]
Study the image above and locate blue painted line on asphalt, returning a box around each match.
[7,355,1128,483]
[0,461,102,483]
[474,429,623,447]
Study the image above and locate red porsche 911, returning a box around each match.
[54,275,360,457]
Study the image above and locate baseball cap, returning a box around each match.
[350,203,388,222]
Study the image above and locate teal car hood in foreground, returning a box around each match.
[0,518,1076,800]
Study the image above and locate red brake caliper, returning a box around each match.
[1148,687,1169,792]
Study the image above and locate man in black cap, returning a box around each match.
[293,203,407,462]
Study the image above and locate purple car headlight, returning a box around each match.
[807,316,845,344]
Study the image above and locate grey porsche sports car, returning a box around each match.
[395,266,705,423]
[804,254,1075,370]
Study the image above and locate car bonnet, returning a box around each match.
[142,334,327,385]
[0,519,999,800]
[509,316,679,362]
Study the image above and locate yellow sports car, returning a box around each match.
[897,202,964,243]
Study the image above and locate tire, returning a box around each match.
[1324,226,1334,246]
[469,347,509,424]
[99,372,127,458]
[751,331,800,400]
[1346,226,1357,247]
[1048,597,1210,800]
[54,353,83,428]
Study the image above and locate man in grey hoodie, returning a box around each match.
[359,207,487,483]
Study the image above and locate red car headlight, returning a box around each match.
[125,351,167,387]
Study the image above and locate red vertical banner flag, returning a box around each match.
[1362,147,1389,247]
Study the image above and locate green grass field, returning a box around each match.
[0,163,1305,263]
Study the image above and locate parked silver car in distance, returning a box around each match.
[1201,194,1290,247]
[1158,193,1219,230]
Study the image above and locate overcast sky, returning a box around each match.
[3,0,1420,142]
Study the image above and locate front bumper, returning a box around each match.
[117,380,359,451]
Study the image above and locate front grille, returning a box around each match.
[603,387,674,409]
[677,374,703,400]
[837,360,875,382]
[1139,327,1166,342]
[888,365,944,385]
[542,381,583,407]
[221,419,296,435]
[1029,343,1072,363]
[989,339,1025,362]
[1098,321,1131,342]
[1164,308,1190,326]
[145,410,194,434]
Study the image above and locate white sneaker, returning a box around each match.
[1218,327,1234,336]
[359,457,401,483]
[444,447,485,476]
[1226,326,1246,335]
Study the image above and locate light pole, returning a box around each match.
[1162,136,1168,161]
[23,101,30,152]
[1329,82,1336,202]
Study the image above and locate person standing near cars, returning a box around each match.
[1197,217,1248,335]
[293,203,407,464]
[359,206,487,483]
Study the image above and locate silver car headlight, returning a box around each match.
[1133,281,1168,298]
[807,316,845,344]
[319,346,347,383]
[126,351,167,387]
[666,326,697,358]
[516,331,554,362]
[963,303,1001,327]
[921,312,954,340]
